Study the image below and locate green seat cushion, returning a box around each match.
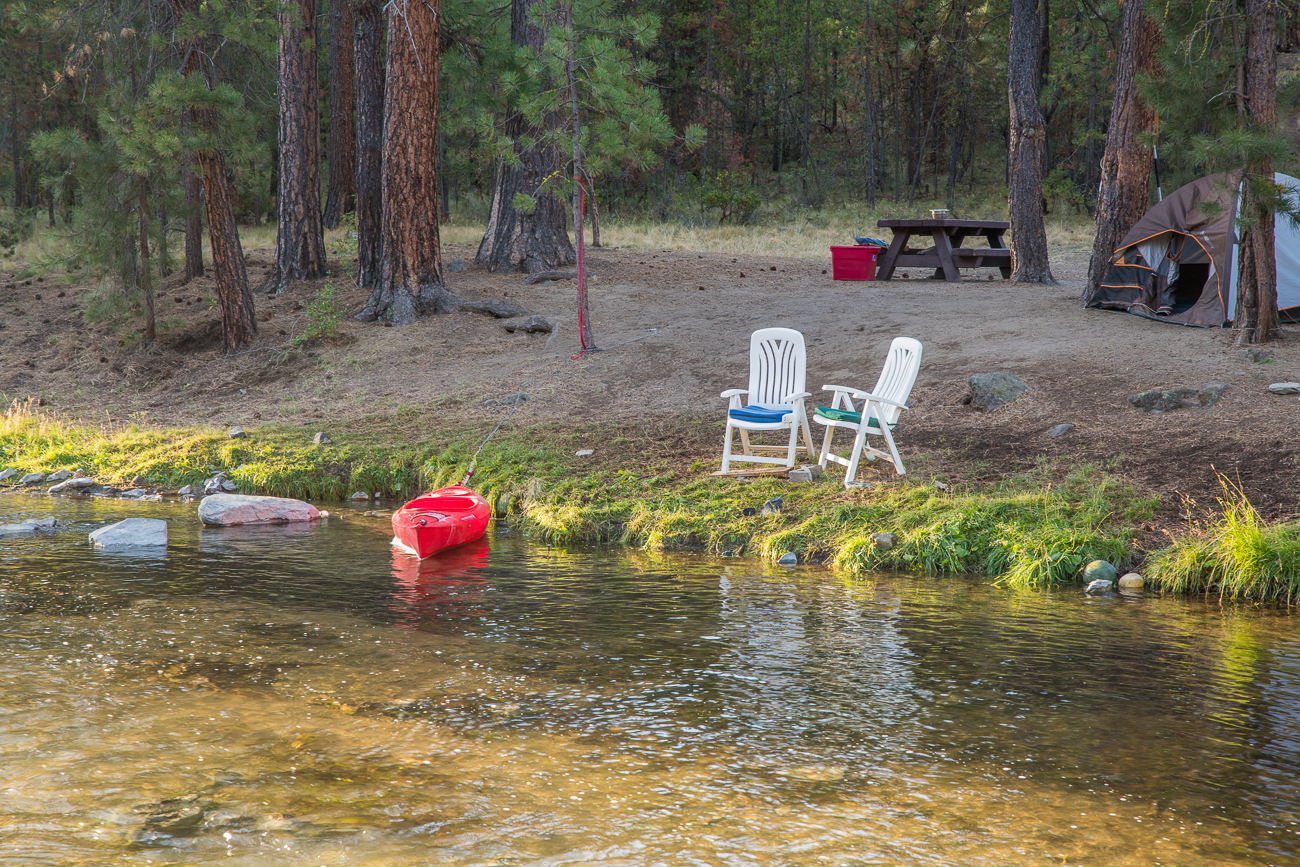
[813,406,887,428]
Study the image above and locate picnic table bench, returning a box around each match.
[875,218,1012,282]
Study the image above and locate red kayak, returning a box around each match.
[391,486,491,560]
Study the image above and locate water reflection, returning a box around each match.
[1,492,1299,865]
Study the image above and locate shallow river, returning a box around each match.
[2,494,1300,865]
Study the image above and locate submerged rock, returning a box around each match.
[778,552,798,566]
[0,517,57,534]
[89,518,169,548]
[1084,579,1113,596]
[199,493,321,526]
[967,372,1030,410]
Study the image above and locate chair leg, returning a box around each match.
[879,423,906,475]
[818,424,834,470]
[845,426,868,487]
[721,422,735,472]
[738,427,752,456]
[784,423,799,467]
[798,411,815,459]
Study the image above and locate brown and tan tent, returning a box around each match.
[1087,173,1300,326]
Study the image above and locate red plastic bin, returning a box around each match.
[829,245,881,281]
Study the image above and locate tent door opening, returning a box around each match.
[1167,262,1210,315]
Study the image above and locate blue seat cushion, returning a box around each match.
[728,405,790,424]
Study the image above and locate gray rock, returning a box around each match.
[1084,579,1113,596]
[47,469,72,483]
[199,493,321,526]
[67,477,95,488]
[220,480,237,492]
[47,481,69,493]
[447,258,467,273]
[1118,572,1145,590]
[350,491,369,501]
[119,489,148,498]
[1127,383,1227,412]
[967,372,1030,410]
[1046,423,1074,438]
[72,469,87,479]
[229,427,246,439]
[1083,560,1119,583]
[934,481,950,491]
[871,532,897,551]
[19,472,45,486]
[89,517,168,548]
[575,449,595,457]
[777,552,798,566]
[0,468,16,482]
[313,432,332,445]
[503,315,555,334]
[1268,382,1300,395]
[801,463,825,478]
[0,517,57,534]
[178,484,194,496]
[760,496,784,516]
[787,467,813,482]
[1245,348,1272,363]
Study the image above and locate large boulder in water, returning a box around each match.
[199,493,320,526]
[90,518,168,548]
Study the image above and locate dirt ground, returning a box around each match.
[2,239,1298,532]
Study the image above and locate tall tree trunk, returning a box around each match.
[275,0,327,291]
[183,155,204,282]
[323,0,356,229]
[476,0,575,273]
[173,0,257,353]
[1235,0,1282,343]
[566,3,596,350]
[359,0,446,324]
[1007,0,1054,282]
[862,0,875,206]
[10,81,20,209]
[138,178,156,344]
[353,0,384,288]
[1083,0,1159,303]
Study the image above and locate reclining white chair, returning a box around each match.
[813,337,922,485]
[720,327,815,473]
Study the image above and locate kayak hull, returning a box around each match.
[391,486,491,560]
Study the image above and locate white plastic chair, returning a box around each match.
[814,337,922,484]
[720,328,815,472]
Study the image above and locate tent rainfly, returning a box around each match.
[1088,172,1300,326]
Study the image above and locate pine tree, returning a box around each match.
[324,0,357,229]
[274,0,327,290]
[1007,0,1053,283]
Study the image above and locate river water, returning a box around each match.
[2,494,1299,866]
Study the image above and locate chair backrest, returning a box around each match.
[870,337,923,425]
[747,327,806,408]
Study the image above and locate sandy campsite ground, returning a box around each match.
[2,237,1298,535]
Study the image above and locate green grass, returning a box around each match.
[1145,478,1300,603]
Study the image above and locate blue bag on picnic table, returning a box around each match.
[855,236,889,248]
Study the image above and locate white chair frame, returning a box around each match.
[720,327,816,472]
[814,337,922,484]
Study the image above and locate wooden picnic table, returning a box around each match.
[875,218,1012,282]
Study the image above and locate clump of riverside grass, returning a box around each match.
[1146,477,1300,603]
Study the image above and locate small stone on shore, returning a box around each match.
[229,427,246,439]
[1118,572,1145,590]
[47,470,72,483]
[871,532,897,551]
[19,472,46,486]
[313,432,332,445]
[1083,560,1118,583]
[1084,579,1113,596]
[778,552,798,566]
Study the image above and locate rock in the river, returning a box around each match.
[177,484,194,496]
[19,471,45,486]
[199,493,321,526]
[967,372,1030,410]
[0,517,57,534]
[47,481,69,493]
[446,258,467,273]
[67,477,95,489]
[313,431,332,445]
[349,491,369,501]
[1084,579,1113,596]
[47,469,72,483]
[1046,423,1074,438]
[871,532,898,551]
[778,552,798,566]
[1127,383,1227,412]
[1118,572,1145,590]
[503,315,555,334]
[760,496,784,516]
[229,427,246,439]
[89,517,169,548]
[118,489,148,498]
[0,468,17,482]
[1268,382,1300,395]
[1083,560,1118,583]
[220,480,237,492]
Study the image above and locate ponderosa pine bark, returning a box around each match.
[1234,0,1283,344]
[353,0,384,288]
[476,0,575,273]
[323,0,356,229]
[182,155,204,282]
[1007,0,1054,283]
[359,0,446,324]
[274,0,327,290]
[1083,0,1159,303]
[173,0,257,353]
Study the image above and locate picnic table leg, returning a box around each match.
[875,230,908,280]
[986,230,1012,278]
[930,230,962,282]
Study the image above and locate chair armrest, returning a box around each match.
[782,391,812,402]
[850,390,908,410]
[820,384,858,394]
[720,388,748,399]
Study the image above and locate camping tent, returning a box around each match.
[1088,172,1300,326]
